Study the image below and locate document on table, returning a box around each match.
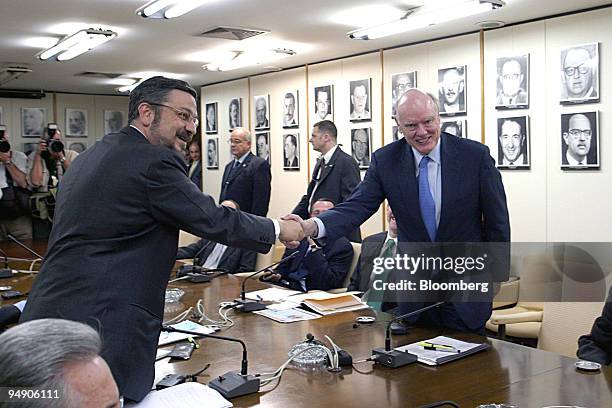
[158,320,215,346]
[254,307,321,323]
[245,287,301,302]
[130,382,232,408]
[394,335,489,366]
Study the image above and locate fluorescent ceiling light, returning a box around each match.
[22,37,60,49]
[348,0,505,40]
[0,67,32,86]
[38,28,117,61]
[330,5,404,28]
[202,48,295,72]
[137,0,215,19]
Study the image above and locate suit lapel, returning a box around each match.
[317,148,340,185]
[397,144,431,241]
[438,134,460,241]
[226,153,251,184]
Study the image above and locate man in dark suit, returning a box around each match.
[265,199,353,291]
[577,286,612,365]
[187,140,202,190]
[177,200,256,273]
[292,120,361,242]
[220,127,271,216]
[19,76,304,402]
[288,89,510,334]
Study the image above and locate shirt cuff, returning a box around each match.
[313,217,326,239]
[272,219,280,240]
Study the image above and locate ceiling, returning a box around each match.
[1,0,610,95]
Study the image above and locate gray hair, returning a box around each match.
[0,319,102,408]
[231,127,251,143]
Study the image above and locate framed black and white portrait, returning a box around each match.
[560,42,599,104]
[282,90,299,128]
[496,116,530,170]
[438,66,466,116]
[351,127,371,169]
[21,107,46,137]
[205,102,218,134]
[255,132,270,163]
[283,133,299,170]
[207,137,219,169]
[23,142,38,156]
[392,125,400,142]
[254,95,270,130]
[68,141,88,154]
[0,107,3,124]
[441,120,467,139]
[66,108,88,137]
[391,71,417,118]
[496,54,529,109]
[104,110,125,135]
[228,98,242,130]
[561,111,599,169]
[313,85,333,123]
[349,79,371,122]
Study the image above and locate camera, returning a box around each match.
[0,125,10,153]
[45,123,64,153]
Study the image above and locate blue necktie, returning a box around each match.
[418,156,436,242]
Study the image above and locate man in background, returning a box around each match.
[188,140,202,190]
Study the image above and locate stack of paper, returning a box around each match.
[158,320,215,346]
[395,335,489,366]
[132,382,232,408]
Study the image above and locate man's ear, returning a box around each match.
[137,103,155,127]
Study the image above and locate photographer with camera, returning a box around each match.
[0,125,32,241]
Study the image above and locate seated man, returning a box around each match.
[348,204,398,313]
[265,198,353,291]
[0,318,122,407]
[176,199,256,273]
[577,286,612,365]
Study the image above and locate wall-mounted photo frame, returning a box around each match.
[68,141,88,154]
[0,106,3,124]
[254,95,270,130]
[104,110,125,135]
[351,127,371,169]
[21,107,46,137]
[66,108,88,137]
[560,42,599,105]
[496,54,529,110]
[23,142,38,156]
[496,116,530,170]
[561,111,599,170]
[391,71,417,118]
[313,85,333,123]
[282,90,299,128]
[438,65,467,116]
[207,137,219,169]
[205,102,218,134]
[283,133,299,170]
[255,132,270,164]
[441,119,467,139]
[228,98,242,130]
[392,125,400,142]
[349,78,371,122]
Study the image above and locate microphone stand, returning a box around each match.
[372,301,445,368]
[161,325,259,399]
[234,250,300,312]
[0,249,11,278]
[177,241,213,282]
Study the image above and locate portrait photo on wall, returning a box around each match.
[207,137,219,169]
[391,71,417,118]
[68,141,87,154]
[66,108,88,137]
[205,102,218,134]
[254,94,270,130]
[392,125,400,142]
[496,116,530,170]
[228,98,242,130]
[351,127,371,169]
[21,107,46,137]
[496,54,529,109]
[282,90,299,128]
[255,132,270,164]
[438,65,467,116]
[560,42,599,104]
[349,78,371,121]
[104,110,125,135]
[313,84,333,123]
[0,106,3,124]
[442,120,467,139]
[561,111,599,169]
[283,133,299,170]
[23,142,38,156]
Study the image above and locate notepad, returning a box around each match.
[158,321,215,346]
[132,382,232,408]
[394,335,490,366]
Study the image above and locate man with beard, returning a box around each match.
[20,76,304,402]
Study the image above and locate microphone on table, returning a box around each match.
[234,250,301,312]
[161,325,259,399]
[0,249,12,278]
[372,301,445,368]
[6,233,44,260]
[177,241,213,282]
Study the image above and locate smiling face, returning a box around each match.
[499,120,524,162]
[149,90,197,152]
[396,90,441,155]
[563,114,592,161]
[189,143,200,162]
[229,127,251,158]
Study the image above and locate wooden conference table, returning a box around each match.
[2,244,611,408]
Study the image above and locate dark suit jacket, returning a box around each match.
[578,286,612,365]
[284,156,298,168]
[318,133,510,331]
[348,232,387,292]
[177,238,256,273]
[220,152,271,216]
[292,146,361,241]
[20,127,275,402]
[276,237,353,291]
[189,160,202,191]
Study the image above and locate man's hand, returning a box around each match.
[0,151,10,164]
[278,218,305,245]
[281,214,318,237]
[36,138,48,155]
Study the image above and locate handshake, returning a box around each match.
[277,214,319,248]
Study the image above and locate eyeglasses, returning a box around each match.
[563,63,590,76]
[568,129,592,138]
[147,102,199,126]
[227,139,245,145]
[501,73,521,81]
